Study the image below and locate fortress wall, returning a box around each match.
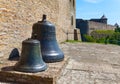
[0,0,74,57]
[88,21,115,34]
[107,24,116,30]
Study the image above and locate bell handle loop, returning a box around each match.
[42,14,47,21]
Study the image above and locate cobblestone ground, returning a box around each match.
[57,42,120,84]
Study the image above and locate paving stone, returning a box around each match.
[57,69,94,84]
[90,71,116,80]
[95,79,117,84]
[66,59,120,74]
[58,43,120,84]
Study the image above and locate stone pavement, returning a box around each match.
[57,42,120,84]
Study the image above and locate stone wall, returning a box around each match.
[88,21,115,34]
[70,0,76,29]
[0,0,75,58]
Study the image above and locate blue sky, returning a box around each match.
[76,0,120,25]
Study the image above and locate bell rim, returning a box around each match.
[14,63,47,73]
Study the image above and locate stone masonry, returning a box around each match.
[88,21,115,34]
[0,0,79,59]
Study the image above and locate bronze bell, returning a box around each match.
[14,38,47,73]
[31,15,64,63]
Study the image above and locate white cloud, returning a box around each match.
[84,0,103,3]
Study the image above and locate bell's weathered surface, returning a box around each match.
[14,38,47,73]
[31,15,64,63]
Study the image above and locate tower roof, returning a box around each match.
[115,23,119,27]
[101,15,107,19]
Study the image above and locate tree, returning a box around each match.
[115,27,120,32]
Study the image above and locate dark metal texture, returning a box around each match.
[14,38,47,73]
[31,15,64,63]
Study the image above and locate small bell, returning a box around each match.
[14,38,47,73]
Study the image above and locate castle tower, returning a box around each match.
[100,14,107,24]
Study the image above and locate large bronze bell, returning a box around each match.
[31,15,64,63]
[14,38,47,73]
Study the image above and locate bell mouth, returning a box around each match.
[14,63,47,73]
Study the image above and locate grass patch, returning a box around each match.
[66,40,81,43]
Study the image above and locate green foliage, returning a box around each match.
[85,29,120,45]
[91,30,114,39]
[66,40,81,43]
[89,30,114,44]
[83,30,115,44]
[109,32,120,45]
[96,38,106,43]
[81,29,120,46]
[115,27,120,32]
[83,35,96,42]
